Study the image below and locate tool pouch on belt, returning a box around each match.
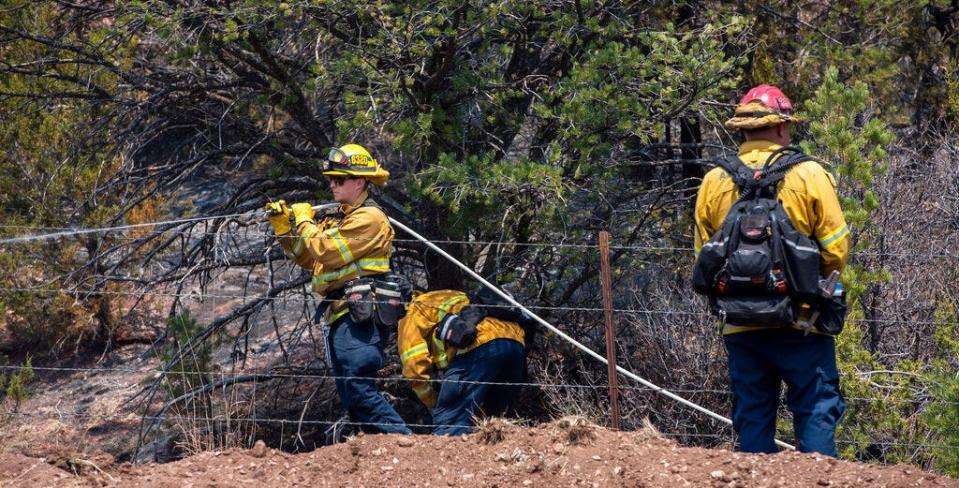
[342,274,413,328]
[372,273,413,328]
[814,292,847,335]
[344,279,375,325]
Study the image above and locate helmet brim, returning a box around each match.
[725,115,794,130]
[322,169,389,186]
[725,100,800,130]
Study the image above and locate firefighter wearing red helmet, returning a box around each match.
[724,84,799,130]
[693,85,850,455]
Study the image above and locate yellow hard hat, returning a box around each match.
[322,143,390,186]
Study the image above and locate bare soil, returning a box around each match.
[0,417,955,488]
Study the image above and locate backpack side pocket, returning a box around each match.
[814,292,847,335]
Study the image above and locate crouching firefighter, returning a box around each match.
[265,143,411,434]
[397,288,533,435]
[692,85,851,456]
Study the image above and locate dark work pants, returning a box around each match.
[328,314,410,434]
[723,328,845,456]
[432,338,525,436]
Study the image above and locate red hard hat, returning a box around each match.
[725,84,799,130]
[739,84,793,114]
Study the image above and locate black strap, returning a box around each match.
[467,288,537,329]
[715,146,815,200]
[360,196,384,211]
[769,209,784,266]
[714,156,755,190]
[323,196,384,222]
[756,146,814,187]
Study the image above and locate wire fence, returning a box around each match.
[1,217,958,462]
[0,286,955,327]
[2,364,958,407]
[0,285,705,315]
[0,292,954,460]
[0,223,956,259]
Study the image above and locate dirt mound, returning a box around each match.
[0,417,955,487]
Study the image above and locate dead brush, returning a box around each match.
[170,387,254,457]
[475,417,518,445]
[635,417,664,442]
[554,416,598,446]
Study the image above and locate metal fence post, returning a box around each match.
[598,230,621,430]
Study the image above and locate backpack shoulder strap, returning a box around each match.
[325,196,382,224]
[714,155,756,190]
[360,195,384,211]
[756,146,815,189]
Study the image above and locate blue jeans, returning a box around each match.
[432,339,525,436]
[723,328,845,455]
[328,314,410,434]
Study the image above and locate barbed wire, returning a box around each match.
[1,286,955,326]
[0,365,692,393]
[0,212,253,245]
[2,410,463,431]
[1,224,956,259]
[9,225,643,250]
[1,410,956,450]
[4,365,959,406]
[0,286,710,315]
[0,410,729,441]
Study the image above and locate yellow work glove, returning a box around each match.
[264,200,291,235]
[290,202,316,227]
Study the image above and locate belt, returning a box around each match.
[317,274,387,325]
[324,272,388,298]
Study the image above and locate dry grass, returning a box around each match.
[635,417,664,442]
[475,417,519,445]
[554,416,598,446]
[167,375,259,457]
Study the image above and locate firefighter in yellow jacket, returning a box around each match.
[694,85,850,455]
[398,289,527,435]
[265,144,410,434]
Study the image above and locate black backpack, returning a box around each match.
[692,146,823,327]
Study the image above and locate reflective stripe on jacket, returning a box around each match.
[397,290,525,409]
[277,191,393,296]
[694,140,851,335]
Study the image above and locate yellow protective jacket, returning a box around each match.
[694,140,851,334]
[397,290,525,409]
[277,191,393,299]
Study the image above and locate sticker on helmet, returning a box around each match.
[349,154,372,167]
